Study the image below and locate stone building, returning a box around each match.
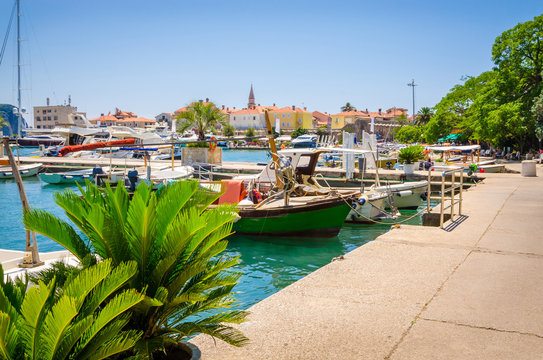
[33,98,87,129]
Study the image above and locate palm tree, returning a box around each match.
[177,101,227,141]
[416,107,434,125]
[340,102,356,112]
[0,259,143,359]
[23,180,248,358]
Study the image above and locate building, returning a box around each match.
[330,110,370,129]
[268,106,312,131]
[155,113,175,129]
[33,98,87,129]
[89,108,155,129]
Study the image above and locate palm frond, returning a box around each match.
[23,209,91,262]
[53,315,93,360]
[0,312,19,360]
[75,289,143,354]
[19,280,55,358]
[37,294,79,359]
[63,260,112,301]
[86,330,142,360]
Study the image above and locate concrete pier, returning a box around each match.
[192,164,543,359]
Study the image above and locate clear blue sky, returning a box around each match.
[0,0,542,124]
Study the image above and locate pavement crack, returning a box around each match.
[419,318,543,339]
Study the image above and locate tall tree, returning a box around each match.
[177,101,227,141]
[415,107,434,125]
[340,102,356,112]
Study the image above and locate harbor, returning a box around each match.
[1,1,543,358]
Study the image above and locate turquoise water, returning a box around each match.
[1,147,422,309]
[222,149,270,163]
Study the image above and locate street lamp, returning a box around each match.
[407,79,417,124]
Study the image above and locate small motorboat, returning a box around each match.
[291,134,317,148]
[371,180,428,210]
[39,167,111,185]
[0,163,42,179]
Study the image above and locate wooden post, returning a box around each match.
[264,111,281,187]
[2,137,44,268]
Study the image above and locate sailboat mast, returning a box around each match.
[17,0,22,137]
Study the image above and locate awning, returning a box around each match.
[445,133,462,140]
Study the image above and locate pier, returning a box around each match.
[192,164,543,359]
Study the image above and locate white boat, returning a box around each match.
[291,134,317,148]
[371,180,428,210]
[0,163,42,179]
[345,190,389,223]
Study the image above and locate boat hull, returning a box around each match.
[345,197,387,223]
[40,173,90,184]
[0,164,42,179]
[373,181,428,210]
[233,197,353,237]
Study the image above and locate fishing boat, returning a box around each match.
[39,167,110,185]
[205,179,357,237]
[0,163,42,179]
[426,144,505,174]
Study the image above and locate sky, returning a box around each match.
[0,0,542,125]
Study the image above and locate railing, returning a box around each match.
[194,164,214,181]
[427,166,464,228]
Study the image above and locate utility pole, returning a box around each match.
[407,79,417,124]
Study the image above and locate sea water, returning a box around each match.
[0,147,422,309]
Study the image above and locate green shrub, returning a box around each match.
[398,145,425,164]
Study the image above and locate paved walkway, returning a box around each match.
[192,164,543,359]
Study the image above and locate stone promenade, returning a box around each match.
[193,164,543,359]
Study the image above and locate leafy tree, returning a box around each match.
[177,101,227,141]
[395,113,409,125]
[223,124,235,137]
[395,125,424,143]
[23,180,248,358]
[430,15,543,151]
[0,259,143,360]
[245,127,256,138]
[291,127,308,139]
[340,102,356,112]
[0,114,6,128]
[416,107,434,125]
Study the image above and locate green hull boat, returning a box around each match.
[232,193,355,238]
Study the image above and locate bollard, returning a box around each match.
[521,160,537,177]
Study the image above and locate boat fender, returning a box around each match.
[127,170,139,192]
[398,190,412,197]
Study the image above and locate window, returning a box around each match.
[282,122,285,126]
[54,116,58,120]
[37,125,41,129]
[282,114,285,118]
[36,117,40,121]
[298,119,301,124]
[253,116,256,120]
[287,114,290,118]
[48,116,51,121]
[47,110,51,113]
[42,110,46,114]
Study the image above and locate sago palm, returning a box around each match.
[23,180,248,358]
[0,259,143,360]
[177,101,227,141]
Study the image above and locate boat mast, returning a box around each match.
[17,0,22,137]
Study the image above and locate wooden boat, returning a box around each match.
[0,163,42,179]
[205,180,357,237]
[39,167,110,184]
[234,193,356,237]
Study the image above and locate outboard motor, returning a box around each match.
[127,170,139,192]
[92,167,104,186]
